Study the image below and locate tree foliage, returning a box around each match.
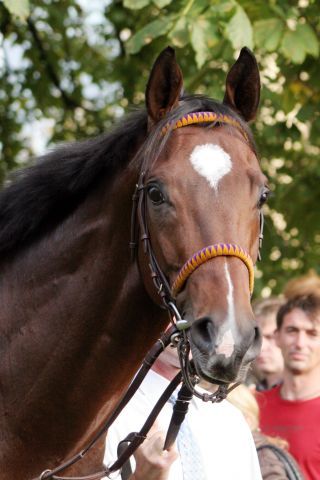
[0,0,319,296]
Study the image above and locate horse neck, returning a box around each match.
[0,165,168,473]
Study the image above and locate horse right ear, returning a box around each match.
[223,47,260,122]
[146,47,183,125]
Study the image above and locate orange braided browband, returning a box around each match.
[171,243,254,297]
[161,111,249,142]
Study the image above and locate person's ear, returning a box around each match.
[223,47,260,122]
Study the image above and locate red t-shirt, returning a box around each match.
[257,385,320,480]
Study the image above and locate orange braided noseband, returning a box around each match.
[171,243,254,297]
[161,111,249,143]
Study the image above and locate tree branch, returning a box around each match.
[27,17,81,110]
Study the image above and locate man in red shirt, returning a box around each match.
[257,294,320,480]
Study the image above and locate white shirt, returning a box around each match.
[104,370,262,479]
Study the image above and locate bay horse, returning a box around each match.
[0,46,268,479]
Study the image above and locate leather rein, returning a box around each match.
[36,111,263,480]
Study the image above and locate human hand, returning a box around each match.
[130,422,178,480]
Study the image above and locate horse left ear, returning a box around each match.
[146,46,183,124]
[223,47,260,122]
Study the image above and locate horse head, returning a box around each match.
[136,47,268,385]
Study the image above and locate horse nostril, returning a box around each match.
[191,316,215,351]
[244,326,262,363]
[253,326,262,348]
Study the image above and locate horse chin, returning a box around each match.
[191,354,245,385]
[199,370,229,387]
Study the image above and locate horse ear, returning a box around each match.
[146,46,183,124]
[223,47,260,122]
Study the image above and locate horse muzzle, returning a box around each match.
[189,315,262,384]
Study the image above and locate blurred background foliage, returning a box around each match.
[0,0,319,297]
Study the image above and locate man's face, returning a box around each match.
[254,314,284,376]
[276,308,320,375]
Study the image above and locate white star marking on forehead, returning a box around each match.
[189,143,232,191]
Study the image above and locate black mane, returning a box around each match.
[0,96,255,256]
[0,110,148,255]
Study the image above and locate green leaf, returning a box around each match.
[281,87,297,114]
[254,18,284,52]
[209,0,236,17]
[3,0,29,19]
[297,104,316,123]
[281,30,306,64]
[187,0,210,17]
[123,0,151,10]
[152,0,173,7]
[190,17,219,68]
[126,17,174,54]
[168,17,189,48]
[281,24,319,64]
[225,6,253,50]
[298,23,319,57]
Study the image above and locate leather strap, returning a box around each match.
[35,326,177,480]
[163,383,193,451]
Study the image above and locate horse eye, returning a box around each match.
[258,188,270,208]
[147,185,165,205]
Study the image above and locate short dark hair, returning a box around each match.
[253,296,284,318]
[276,294,320,330]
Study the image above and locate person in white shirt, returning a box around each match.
[104,346,262,480]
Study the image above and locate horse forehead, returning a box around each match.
[189,143,232,192]
[165,127,251,171]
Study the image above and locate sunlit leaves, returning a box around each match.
[152,0,173,7]
[123,0,150,9]
[123,0,173,8]
[281,24,319,64]
[168,17,189,48]
[254,18,284,52]
[2,0,30,19]
[190,17,220,68]
[225,5,253,50]
[126,16,175,54]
